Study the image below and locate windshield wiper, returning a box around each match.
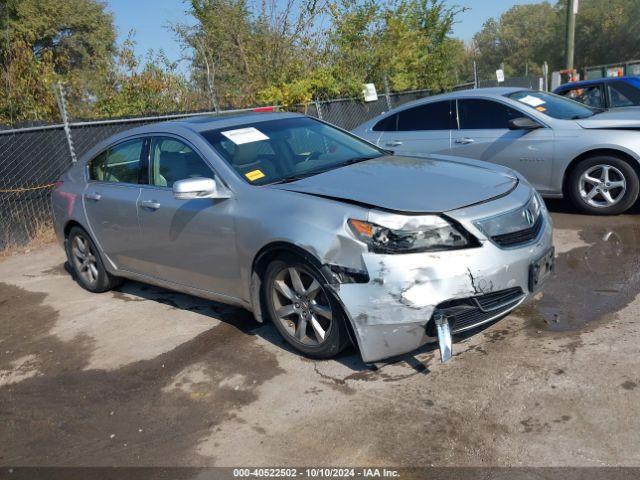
[268,173,316,185]
[340,155,382,166]
[267,155,382,185]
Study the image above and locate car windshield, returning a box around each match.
[506,90,596,119]
[200,116,385,185]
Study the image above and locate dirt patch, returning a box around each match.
[0,282,284,466]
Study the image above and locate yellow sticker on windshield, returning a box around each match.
[245,169,266,181]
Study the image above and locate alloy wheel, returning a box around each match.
[270,266,333,346]
[579,164,627,208]
[71,234,99,286]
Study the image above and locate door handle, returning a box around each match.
[84,192,101,201]
[455,137,474,145]
[386,140,403,147]
[140,200,161,210]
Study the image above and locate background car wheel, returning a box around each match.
[66,226,122,293]
[263,254,350,359]
[568,156,639,215]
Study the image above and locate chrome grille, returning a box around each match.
[473,194,544,249]
[491,215,543,247]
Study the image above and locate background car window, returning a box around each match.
[562,86,604,108]
[458,99,521,129]
[397,101,452,131]
[372,113,398,132]
[150,137,212,187]
[607,81,640,107]
[88,139,143,183]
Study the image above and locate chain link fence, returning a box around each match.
[0,76,540,250]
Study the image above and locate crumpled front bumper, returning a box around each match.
[332,197,554,363]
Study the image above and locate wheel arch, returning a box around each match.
[63,219,85,239]
[249,241,360,352]
[249,242,330,323]
[562,148,640,197]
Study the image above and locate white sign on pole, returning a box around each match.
[573,0,579,14]
[496,69,505,83]
[363,83,378,102]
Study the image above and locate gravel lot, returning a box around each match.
[1,203,640,467]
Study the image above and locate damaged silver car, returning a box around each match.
[51,112,554,363]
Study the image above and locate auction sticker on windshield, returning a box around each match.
[517,95,546,107]
[221,127,269,145]
[245,169,266,181]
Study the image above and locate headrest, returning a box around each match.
[232,142,261,166]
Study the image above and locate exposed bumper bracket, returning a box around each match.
[434,313,452,363]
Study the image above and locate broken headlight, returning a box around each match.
[348,217,473,254]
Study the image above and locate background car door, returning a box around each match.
[374,100,453,156]
[137,136,240,298]
[83,138,144,271]
[450,98,555,192]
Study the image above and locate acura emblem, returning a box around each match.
[523,208,535,226]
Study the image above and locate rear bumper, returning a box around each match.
[333,209,554,363]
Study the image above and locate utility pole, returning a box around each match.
[564,0,577,70]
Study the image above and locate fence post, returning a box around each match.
[314,98,323,120]
[54,82,77,163]
[383,75,393,110]
[473,61,478,89]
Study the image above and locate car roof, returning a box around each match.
[78,111,305,164]
[554,76,640,91]
[120,111,303,137]
[386,86,526,111]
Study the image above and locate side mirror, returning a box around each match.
[508,117,541,130]
[172,177,230,200]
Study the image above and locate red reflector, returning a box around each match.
[252,106,275,112]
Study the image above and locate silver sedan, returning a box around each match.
[52,112,554,363]
[353,88,640,215]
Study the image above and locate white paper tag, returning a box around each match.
[517,95,545,107]
[221,127,269,145]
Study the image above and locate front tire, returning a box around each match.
[567,156,639,215]
[263,254,350,359]
[66,226,122,293]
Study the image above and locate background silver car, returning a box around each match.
[51,112,553,363]
[353,87,640,215]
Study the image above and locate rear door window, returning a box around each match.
[89,138,144,184]
[397,101,453,131]
[458,99,522,129]
[373,113,399,132]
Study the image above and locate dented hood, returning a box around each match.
[271,155,518,213]
[576,109,640,129]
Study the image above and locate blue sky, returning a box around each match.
[105,0,541,74]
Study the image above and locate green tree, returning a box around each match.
[92,35,198,118]
[0,0,116,123]
[472,2,560,79]
[571,0,640,68]
[173,0,324,107]
[472,0,640,80]
[175,0,466,107]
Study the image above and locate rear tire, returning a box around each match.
[567,156,639,215]
[66,226,122,293]
[263,254,350,359]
